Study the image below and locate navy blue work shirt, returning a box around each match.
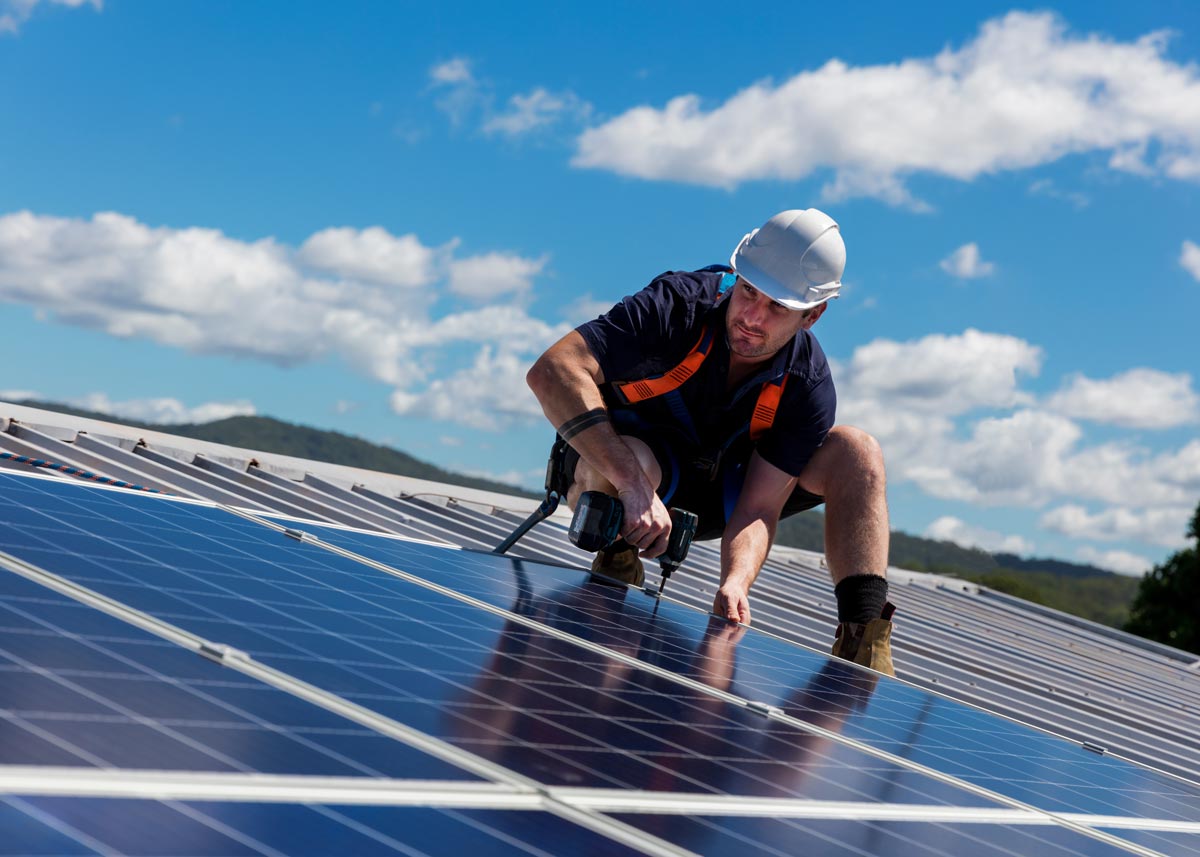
[577,269,836,478]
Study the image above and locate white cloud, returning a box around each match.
[1045,369,1200,429]
[390,344,548,430]
[1028,179,1089,208]
[447,252,547,301]
[1040,504,1192,548]
[429,58,473,85]
[428,57,486,126]
[463,465,543,491]
[1,0,98,34]
[1076,546,1152,577]
[924,516,1035,554]
[903,409,1085,506]
[0,389,41,401]
[573,12,1200,205]
[297,226,441,288]
[1182,240,1200,281]
[483,87,592,138]
[939,243,995,279]
[69,393,256,424]
[0,209,562,430]
[561,293,618,326]
[837,329,1041,416]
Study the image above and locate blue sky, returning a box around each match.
[2,1,1198,575]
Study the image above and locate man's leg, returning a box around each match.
[797,425,895,675]
[569,437,663,587]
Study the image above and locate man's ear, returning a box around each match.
[800,302,828,330]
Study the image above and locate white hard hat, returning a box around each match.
[729,208,845,311]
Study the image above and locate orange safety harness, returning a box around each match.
[612,323,788,442]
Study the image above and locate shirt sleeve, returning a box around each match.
[576,273,702,381]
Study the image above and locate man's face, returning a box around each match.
[725,278,823,360]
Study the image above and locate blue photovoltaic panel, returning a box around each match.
[0,565,478,780]
[0,473,1193,857]
[0,475,1002,812]
[1,796,645,857]
[607,814,1145,857]
[288,516,1200,825]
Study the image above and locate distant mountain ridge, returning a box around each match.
[6,399,1138,625]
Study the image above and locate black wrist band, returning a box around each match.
[558,407,609,441]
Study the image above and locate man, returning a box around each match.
[526,209,894,674]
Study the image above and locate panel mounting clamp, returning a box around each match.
[745,700,782,718]
[198,642,250,665]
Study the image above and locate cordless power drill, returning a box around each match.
[568,491,698,595]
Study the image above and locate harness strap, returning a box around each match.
[615,326,715,404]
[613,321,789,442]
[750,374,788,441]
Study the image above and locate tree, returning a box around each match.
[1124,501,1200,655]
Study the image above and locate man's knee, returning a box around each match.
[567,436,663,506]
[831,426,885,476]
[800,426,886,496]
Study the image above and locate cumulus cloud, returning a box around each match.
[1,0,98,34]
[924,516,1035,554]
[297,226,441,289]
[1182,240,1200,281]
[0,209,563,430]
[1076,546,1152,577]
[1040,503,1192,548]
[390,344,547,430]
[837,329,1041,416]
[939,243,995,279]
[573,11,1200,205]
[447,251,548,301]
[1045,369,1200,429]
[483,88,592,138]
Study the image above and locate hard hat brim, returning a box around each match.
[730,231,841,311]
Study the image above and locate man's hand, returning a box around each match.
[617,483,672,558]
[712,582,752,625]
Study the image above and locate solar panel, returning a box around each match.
[2,796,648,857]
[0,472,1196,856]
[0,559,477,780]
[260,515,1200,823]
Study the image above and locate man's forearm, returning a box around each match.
[720,514,775,592]
[526,335,653,495]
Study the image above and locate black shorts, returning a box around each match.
[556,431,824,543]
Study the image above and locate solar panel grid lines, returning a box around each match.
[0,550,547,791]
[0,559,491,784]
[0,558,708,853]
[258,513,1200,825]
[218,518,1200,840]
[0,470,1190,849]
[670,556,1200,782]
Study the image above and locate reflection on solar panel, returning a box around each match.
[0,471,1196,856]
